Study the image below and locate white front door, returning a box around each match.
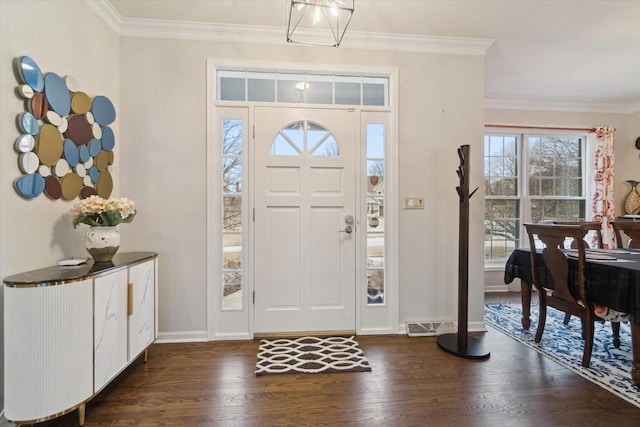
[254,107,357,334]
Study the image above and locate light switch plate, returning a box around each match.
[402,196,424,209]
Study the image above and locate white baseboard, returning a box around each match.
[210,332,253,341]
[156,330,208,343]
[357,326,399,335]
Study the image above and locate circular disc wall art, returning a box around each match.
[12,56,117,200]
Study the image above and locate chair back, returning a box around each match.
[525,223,588,304]
[612,221,640,249]
[552,220,603,249]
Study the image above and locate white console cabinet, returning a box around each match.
[3,252,158,426]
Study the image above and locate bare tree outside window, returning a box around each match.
[222,119,243,308]
[484,134,586,261]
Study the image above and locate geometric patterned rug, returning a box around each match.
[255,336,372,376]
[485,302,640,408]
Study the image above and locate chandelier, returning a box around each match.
[287,0,355,47]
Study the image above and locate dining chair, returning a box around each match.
[550,220,620,347]
[612,220,640,249]
[552,220,603,249]
[524,223,597,368]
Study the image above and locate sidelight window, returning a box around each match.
[222,119,244,309]
[366,123,385,305]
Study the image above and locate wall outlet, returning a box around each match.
[402,196,424,209]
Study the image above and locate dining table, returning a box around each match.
[504,247,640,387]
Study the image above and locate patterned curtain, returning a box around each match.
[591,125,616,248]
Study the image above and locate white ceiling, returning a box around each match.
[106,0,640,113]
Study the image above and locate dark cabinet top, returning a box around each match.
[3,251,157,287]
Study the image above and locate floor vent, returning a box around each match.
[406,321,456,337]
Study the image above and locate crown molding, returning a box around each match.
[89,0,493,55]
[89,0,638,113]
[343,31,494,55]
[86,0,122,34]
[485,96,640,115]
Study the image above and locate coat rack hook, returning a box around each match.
[469,187,479,199]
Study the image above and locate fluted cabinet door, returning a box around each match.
[128,259,156,360]
[94,269,128,392]
[4,280,93,422]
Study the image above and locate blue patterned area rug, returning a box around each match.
[255,336,372,376]
[485,302,640,407]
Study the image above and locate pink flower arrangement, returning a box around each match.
[71,195,136,228]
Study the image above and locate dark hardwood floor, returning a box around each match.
[26,295,640,426]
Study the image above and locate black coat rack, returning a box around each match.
[437,144,490,360]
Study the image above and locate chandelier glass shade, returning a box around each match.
[287,0,355,47]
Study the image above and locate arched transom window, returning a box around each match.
[271,120,339,157]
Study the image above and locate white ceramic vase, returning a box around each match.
[85,226,120,263]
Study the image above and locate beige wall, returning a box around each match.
[118,37,487,336]
[1,0,120,412]
[0,0,121,272]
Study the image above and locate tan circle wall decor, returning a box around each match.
[12,56,117,200]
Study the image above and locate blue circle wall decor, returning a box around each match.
[12,56,117,200]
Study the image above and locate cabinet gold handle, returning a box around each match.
[127,283,133,315]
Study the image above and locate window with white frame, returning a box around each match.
[366,123,385,305]
[222,118,244,309]
[484,133,587,261]
[217,70,389,107]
